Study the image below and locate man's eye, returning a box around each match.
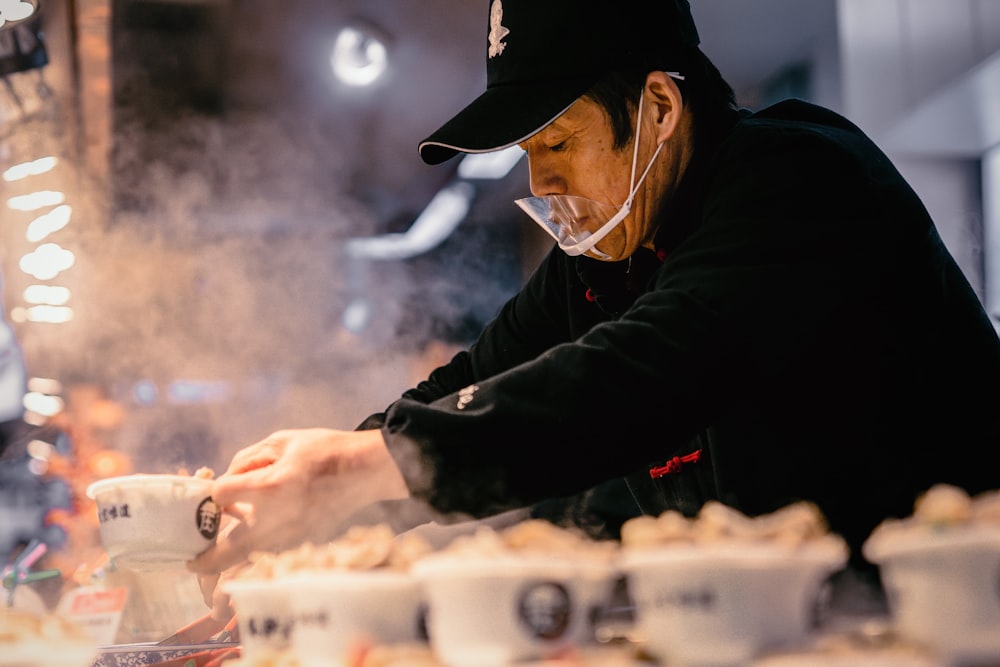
[549,141,567,152]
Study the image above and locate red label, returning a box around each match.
[69,587,129,614]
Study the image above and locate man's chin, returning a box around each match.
[586,240,627,262]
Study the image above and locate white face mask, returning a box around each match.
[514,82,671,260]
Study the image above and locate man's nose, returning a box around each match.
[526,155,567,198]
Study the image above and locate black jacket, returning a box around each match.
[361,100,1000,566]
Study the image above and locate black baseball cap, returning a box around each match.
[418,0,700,165]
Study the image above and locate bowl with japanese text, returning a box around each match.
[247,524,431,667]
[620,501,849,667]
[863,484,1000,666]
[85,471,221,569]
[222,576,296,658]
[231,524,433,666]
[411,520,619,667]
[286,569,425,667]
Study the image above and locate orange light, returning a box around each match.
[87,449,132,478]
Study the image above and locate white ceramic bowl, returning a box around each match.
[412,553,616,667]
[621,540,848,667]
[223,577,297,657]
[282,570,426,667]
[86,474,221,569]
[863,525,1000,666]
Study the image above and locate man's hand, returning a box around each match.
[187,428,409,577]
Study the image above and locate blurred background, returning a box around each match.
[1,0,998,581]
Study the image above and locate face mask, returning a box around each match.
[514,82,670,260]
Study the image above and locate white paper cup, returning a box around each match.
[412,553,616,667]
[621,541,848,667]
[863,525,1000,666]
[283,570,425,667]
[223,578,296,657]
[86,474,221,569]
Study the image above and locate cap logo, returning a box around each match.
[487,0,509,58]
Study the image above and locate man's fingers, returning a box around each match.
[223,436,285,475]
[187,520,255,575]
[210,468,273,508]
[198,573,220,609]
[220,503,252,525]
[209,580,235,623]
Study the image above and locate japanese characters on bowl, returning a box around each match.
[619,501,850,667]
[85,469,221,570]
[411,519,620,667]
[224,523,433,665]
[863,484,1000,667]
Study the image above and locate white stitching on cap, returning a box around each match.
[488,0,509,58]
[418,98,578,159]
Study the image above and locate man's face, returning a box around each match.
[518,95,666,261]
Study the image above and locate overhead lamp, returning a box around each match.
[3,156,57,181]
[0,0,38,31]
[26,203,71,242]
[7,189,64,211]
[345,181,475,261]
[0,8,48,78]
[19,242,74,280]
[330,21,389,87]
[341,296,372,334]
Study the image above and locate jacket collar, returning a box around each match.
[651,107,745,257]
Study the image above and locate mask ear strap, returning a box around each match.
[626,141,664,207]
[623,87,664,211]
[625,87,645,206]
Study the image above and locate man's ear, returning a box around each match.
[645,70,684,144]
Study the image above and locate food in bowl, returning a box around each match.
[620,501,849,667]
[0,608,96,667]
[243,522,432,575]
[85,469,221,568]
[862,484,1000,666]
[412,519,619,667]
[226,523,433,664]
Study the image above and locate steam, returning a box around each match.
[0,2,530,589]
[4,96,523,484]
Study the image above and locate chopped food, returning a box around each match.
[621,500,839,551]
[438,519,618,560]
[236,524,433,578]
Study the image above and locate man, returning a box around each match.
[190,0,1000,605]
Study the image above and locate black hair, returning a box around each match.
[583,47,737,151]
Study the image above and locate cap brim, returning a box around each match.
[417,75,597,165]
